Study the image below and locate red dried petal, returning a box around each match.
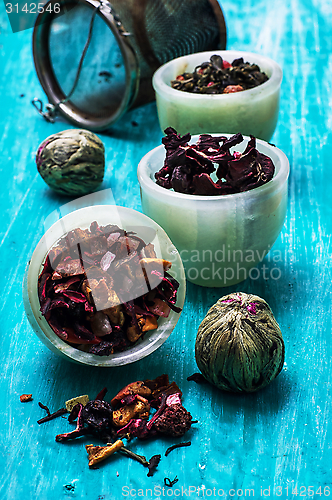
[54,276,81,293]
[148,298,171,318]
[192,173,225,195]
[62,290,88,303]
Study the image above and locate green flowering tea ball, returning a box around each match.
[36,129,105,196]
[195,292,285,393]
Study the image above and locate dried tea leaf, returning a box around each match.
[165,441,191,457]
[171,55,268,94]
[187,373,207,384]
[147,454,161,477]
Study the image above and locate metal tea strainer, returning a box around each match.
[32,0,226,131]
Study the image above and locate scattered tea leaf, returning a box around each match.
[164,476,179,487]
[38,407,67,425]
[38,402,51,416]
[187,373,207,384]
[165,441,191,457]
[147,454,161,477]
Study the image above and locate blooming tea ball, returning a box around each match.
[195,292,285,392]
[36,129,105,196]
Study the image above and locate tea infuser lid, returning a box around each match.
[32,0,139,130]
[32,0,226,131]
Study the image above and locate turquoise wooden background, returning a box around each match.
[1,0,332,498]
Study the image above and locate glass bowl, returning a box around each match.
[23,205,186,366]
[152,50,282,141]
[137,135,289,287]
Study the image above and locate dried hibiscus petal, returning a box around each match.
[40,297,52,315]
[117,418,155,439]
[38,272,51,304]
[89,341,114,356]
[62,290,87,303]
[155,129,274,196]
[95,387,108,401]
[73,323,99,342]
[48,299,70,311]
[226,140,274,191]
[192,173,225,195]
[47,317,70,341]
[148,298,171,318]
[38,223,181,355]
[53,276,81,293]
[56,404,87,442]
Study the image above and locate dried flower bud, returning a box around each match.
[195,292,285,393]
[36,129,105,196]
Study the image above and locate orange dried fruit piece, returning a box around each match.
[142,316,158,332]
[112,399,150,427]
[20,394,33,402]
[86,440,124,467]
[111,381,152,408]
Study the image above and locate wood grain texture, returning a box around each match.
[1,0,332,498]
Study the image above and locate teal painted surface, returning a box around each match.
[1,1,332,499]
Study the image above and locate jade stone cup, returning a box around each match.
[152,50,282,141]
[23,205,186,366]
[137,135,289,287]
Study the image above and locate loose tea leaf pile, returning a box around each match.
[38,221,181,355]
[53,375,193,471]
[155,128,275,195]
[171,55,268,94]
[195,292,285,392]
